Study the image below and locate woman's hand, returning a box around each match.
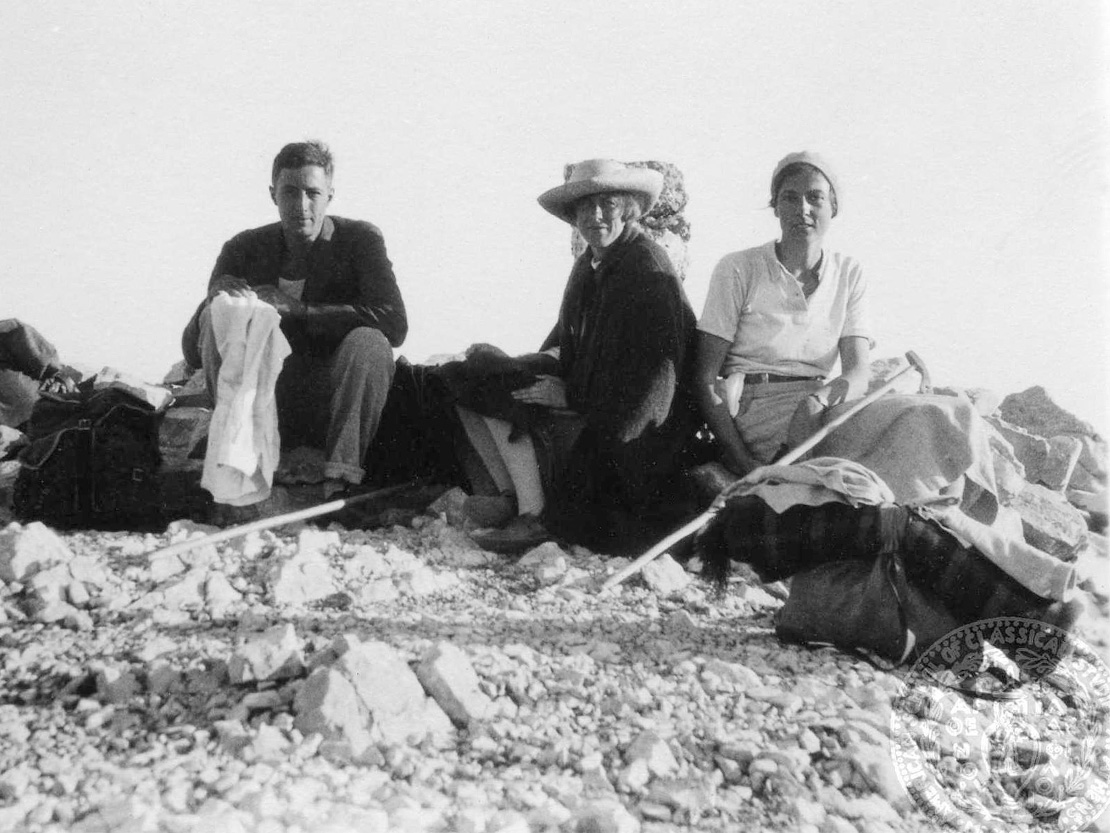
[511,375,568,409]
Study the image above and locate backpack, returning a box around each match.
[13,387,167,530]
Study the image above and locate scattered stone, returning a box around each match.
[337,639,453,746]
[999,386,1100,440]
[623,731,678,785]
[1044,434,1083,491]
[293,667,373,756]
[572,800,641,833]
[640,553,689,595]
[227,623,305,684]
[161,567,208,609]
[1008,482,1089,560]
[268,547,337,605]
[0,521,73,582]
[415,641,495,728]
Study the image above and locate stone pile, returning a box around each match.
[0,354,1108,831]
[0,484,1107,832]
[866,363,1106,562]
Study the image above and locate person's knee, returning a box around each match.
[335,327,394,376]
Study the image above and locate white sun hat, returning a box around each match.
[537,159,664,224]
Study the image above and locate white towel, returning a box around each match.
[201,293,291,506]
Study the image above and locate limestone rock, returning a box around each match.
[415,642,495,727]
[294,528,341,559]
[982,424,1029,503]
[161,568,208,609]
[986,416,1050,484]
[204,572,243,616]
[1042,434,1083,491]
[149,550,186,582]
[1075,435,1109,483]
[293,667,373,755]
[1069,486,1108,526]
[999,386,1100,440]
[1008,482,1089,560]
[0,521,73,582]
[428,487,469,527]
[338,640,453,745]
[572,801,641,833]
[519,541,569,585]
[625,731,678,780]
[701,659,762,689]
[268,548,336,606]
[641,554,690,596]
[846,742,912,812]
[94,664,141,705]
[228,623,305,684]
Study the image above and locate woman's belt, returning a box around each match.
[746,373,824,385]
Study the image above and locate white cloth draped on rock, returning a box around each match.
[201,293,291,506]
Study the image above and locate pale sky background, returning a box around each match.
[2,2,1108,432]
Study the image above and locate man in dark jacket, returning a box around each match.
[182,140,407,498]
[0,319,76,428]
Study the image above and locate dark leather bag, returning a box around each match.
[13,387,167,530]
[775,550,961,665]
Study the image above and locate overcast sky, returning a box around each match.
[2,1,1107,431]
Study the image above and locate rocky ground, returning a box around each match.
[1,484,1109,833]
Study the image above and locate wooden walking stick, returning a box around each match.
[600,351,930,592]
[146,480,428,560]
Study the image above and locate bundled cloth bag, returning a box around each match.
[13,385,167,530]
[697,458,1081,665]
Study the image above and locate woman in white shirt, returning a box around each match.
[695,151,872,474]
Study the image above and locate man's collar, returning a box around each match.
[278,215,334,252]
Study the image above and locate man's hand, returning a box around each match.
[208,274,252,299]
[511,375,568,409]
[253,285,306,318]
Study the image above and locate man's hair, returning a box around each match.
[271,140,334,183]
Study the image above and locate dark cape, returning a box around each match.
[538,225,700,553]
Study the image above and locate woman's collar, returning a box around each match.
[588,224,640,269]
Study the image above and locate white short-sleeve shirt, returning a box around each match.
[697,241,872,378]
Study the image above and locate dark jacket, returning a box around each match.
[183,215,406,364]
[541,225,700,552]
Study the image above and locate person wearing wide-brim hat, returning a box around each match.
[461,158,701,554]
